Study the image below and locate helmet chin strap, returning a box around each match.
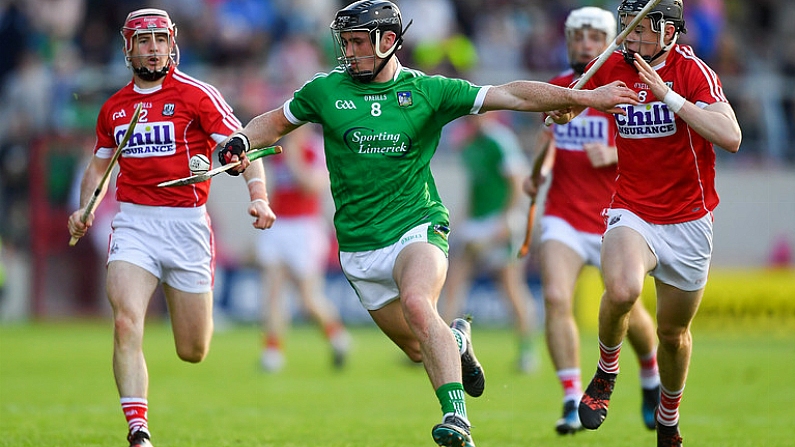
[133,62,170,81]
[356,20,413,83]
[570,62,587,75]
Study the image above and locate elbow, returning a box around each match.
[722,130,742,153]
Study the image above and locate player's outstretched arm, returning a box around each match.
[219,107,300,174]
[245,108,300,151]
[482,80,638,115]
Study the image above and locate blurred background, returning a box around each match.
[0,0,792,324]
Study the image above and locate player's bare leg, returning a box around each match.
[106,261,159,443]
[293,270,351,368]
[496,261,538,373]
[261,264,289,372]
[626,298,661,429]
[440,248,474,323]
[580,227,654,429]
[370,242,476,446]
[539,240,586,433]
[383,243,458,387]
[162,285,213,363]
[654,281,702,445]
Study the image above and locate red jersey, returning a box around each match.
[94,67,241,207]
[584,45,728,224]
[270,132,325,217]
[544,70,618,234]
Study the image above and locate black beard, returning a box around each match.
[570,62,587,74]
[623,49,653,65]
[134,65,169,81]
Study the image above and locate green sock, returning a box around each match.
[436,382,467,419]
[519,335,534,355]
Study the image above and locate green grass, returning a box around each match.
[1,319,793,446]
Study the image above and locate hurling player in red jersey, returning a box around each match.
[548,0,741,445]
[255,125,351,373]
[66,8,275,447]
[525,6,660,435]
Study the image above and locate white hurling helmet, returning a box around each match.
[565,6,617,43]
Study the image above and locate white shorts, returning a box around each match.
[340,222,446,311]
[255,216,329,279]
[108,203,214,293]
[451,214,516,269]
[605,208,713,291]
[539,215,603,268]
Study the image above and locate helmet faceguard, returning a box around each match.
[618,0,686,65]
[121,8,179,81]
[330,0,412,83]
[565,7,616,74]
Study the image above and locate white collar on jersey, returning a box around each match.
[393,59,402,81]
[133,83,163,94]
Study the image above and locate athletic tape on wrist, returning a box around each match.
[663,89,686,114]
[251,198,269,206]
[246,178,265,186]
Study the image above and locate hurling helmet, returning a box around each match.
[330,1,411,82]
[121,8,178,80]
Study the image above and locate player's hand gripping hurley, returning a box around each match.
[157,145,282,187]
[69,102,143,246]
[544,0,663,126]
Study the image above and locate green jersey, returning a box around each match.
[285,63,487,252]
[461,120,527,218]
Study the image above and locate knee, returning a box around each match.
[657,324,690,350]
[113,314,143,348]
[400,293,434,333]
[402,344,423,363]
[543,286,574,316]
[603,277,643,311]
[176,340,210,363]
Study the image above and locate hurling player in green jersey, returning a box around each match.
[218,2,638,446]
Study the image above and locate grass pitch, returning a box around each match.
[0,318,793,446]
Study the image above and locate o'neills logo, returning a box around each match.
[615,102,676,139]
[343,127,411,157]
[117,121,177,157]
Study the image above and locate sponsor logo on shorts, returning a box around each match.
[609,214,622,226]
[400,233,423,245]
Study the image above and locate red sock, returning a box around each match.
[597,340,621,374]
[657,386,683,426]
[264,334,281,350]
[120,397,148,435]
[557,368,582,401]
[638,351,660,389]
[323,322,343,340]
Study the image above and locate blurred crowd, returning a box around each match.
[1,0,794,254]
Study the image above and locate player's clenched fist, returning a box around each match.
[218,133,250,176]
